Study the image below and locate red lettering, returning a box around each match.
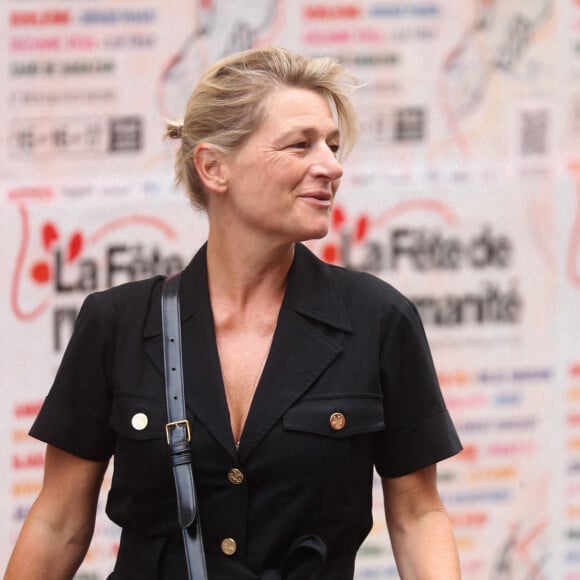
[304,5,361,19]
[11,37,61,51]
[14,400,43,419]
[10,10,71,27]
[12,452,45,469]
[457,444,478,461]
[8,187,54,200]
[449,511,488,527]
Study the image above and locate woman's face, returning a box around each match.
[219,87,344,245]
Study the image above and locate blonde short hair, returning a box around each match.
[166,46,359,209]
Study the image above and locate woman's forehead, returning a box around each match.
[259,87,337,131]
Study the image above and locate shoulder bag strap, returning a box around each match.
[162,273,208,580]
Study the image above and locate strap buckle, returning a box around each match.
[165,419,191,445]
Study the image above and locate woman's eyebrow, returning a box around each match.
[276,126,341,142]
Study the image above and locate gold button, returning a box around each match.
[131,413,148,431]
[329,412,346,431]
[221,537,237,556]
[227,468,244,485]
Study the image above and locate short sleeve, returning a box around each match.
[29,293,116,461]
[374,299,462,478]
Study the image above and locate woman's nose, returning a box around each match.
[312,144,343,181]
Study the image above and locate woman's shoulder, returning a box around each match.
[90,274,164,303]
[323,260,414,315]
[79,274,165,324]
[320,261,427,347]
[297,243,415,321]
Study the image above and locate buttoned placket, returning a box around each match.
[217,449,249,558]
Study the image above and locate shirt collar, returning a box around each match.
[143,242,352,337]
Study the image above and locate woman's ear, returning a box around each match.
[193,143,228,193]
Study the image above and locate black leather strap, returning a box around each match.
[162,273,208,580]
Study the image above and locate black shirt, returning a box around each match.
[30,243,462,579]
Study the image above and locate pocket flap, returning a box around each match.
[110,393,168,440]
[284,394,384,438]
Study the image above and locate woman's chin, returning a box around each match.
[296,223,330,243]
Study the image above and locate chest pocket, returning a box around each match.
[107,393,178,530]
[283,393,385,437]
[279,394,385,518]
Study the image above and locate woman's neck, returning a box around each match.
[205,233,294,311]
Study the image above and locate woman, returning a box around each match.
[5,47,462,579]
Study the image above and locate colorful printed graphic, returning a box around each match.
[0,1,577,579]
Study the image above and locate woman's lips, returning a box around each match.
[299,191,332,206]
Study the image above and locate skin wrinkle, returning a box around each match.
[207,87,344,247]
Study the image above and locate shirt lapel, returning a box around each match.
[238,244,352,463]
[143,244,235,458]
[143,243,353,463]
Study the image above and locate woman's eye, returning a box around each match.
[290,141,308,149]
[329,144,340,154]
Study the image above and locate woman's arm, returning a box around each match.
[4,444,109,580]
[382,464,461,579]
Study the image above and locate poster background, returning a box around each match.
[1,1,579,578]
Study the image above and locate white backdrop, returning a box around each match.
[2,1,579,578]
